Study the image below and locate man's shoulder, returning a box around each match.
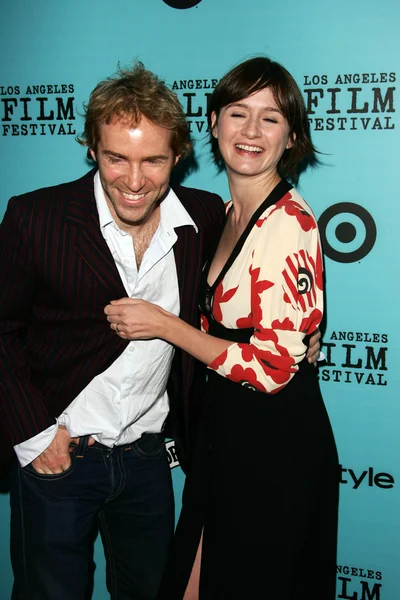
[172,185,224,219]
[9,169,96,210]
[173,185,225,240]
[173,184,222,204]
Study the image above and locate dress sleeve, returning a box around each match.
[208,197,324,394]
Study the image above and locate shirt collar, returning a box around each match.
[93,171,198,234]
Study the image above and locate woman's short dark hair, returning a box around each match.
[207,57,316,183]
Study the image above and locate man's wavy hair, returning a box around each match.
[207,57,317,183]
[78,61,192,159]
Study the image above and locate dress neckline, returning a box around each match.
[205,179,292,292]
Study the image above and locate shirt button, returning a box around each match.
[129,346,134,352]
[124,391,130,398]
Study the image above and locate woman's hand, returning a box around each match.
[104,298,171,340]
[105,297,231,366]
[307,329,321,364]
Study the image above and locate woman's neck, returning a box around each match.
[228,170,282,224]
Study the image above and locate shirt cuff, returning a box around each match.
[13,422,58,467]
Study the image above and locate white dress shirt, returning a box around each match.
[14,172,197,466]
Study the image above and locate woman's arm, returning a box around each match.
[104,297,231,365]
[105,297,320,364]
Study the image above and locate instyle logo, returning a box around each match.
[320,330,388,387]
[1,83,76,137]
[318,203,377,263]
[340,465,394,490]
[303,71,396,132]
[337,564,382,600]
[162,0,202,8]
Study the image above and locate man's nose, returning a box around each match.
[126,165,146,191]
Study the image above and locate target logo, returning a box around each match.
[318,203,377,263]
[162,0,202,8]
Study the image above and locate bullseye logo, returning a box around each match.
[162,0,202,8]
[318,202,377,263]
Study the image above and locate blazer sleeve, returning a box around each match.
[0,198,55,446]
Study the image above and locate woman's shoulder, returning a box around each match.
[284,186,316,215]
[259,186,318,231]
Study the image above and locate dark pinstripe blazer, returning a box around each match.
[0,169,224,473]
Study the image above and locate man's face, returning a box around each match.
[91,115,179,231]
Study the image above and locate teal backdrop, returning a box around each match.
[1,0,399,598]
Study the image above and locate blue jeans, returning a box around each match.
[10,433,174,600]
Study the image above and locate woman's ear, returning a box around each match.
[210,111,218,139]
[286,131,296,150]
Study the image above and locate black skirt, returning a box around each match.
[159,335,339,599]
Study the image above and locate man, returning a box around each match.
[0,62,225,600]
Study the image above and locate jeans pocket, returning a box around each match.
[22,445,76,481]
[132,433,165,460]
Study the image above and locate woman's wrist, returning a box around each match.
[157,308,181,343]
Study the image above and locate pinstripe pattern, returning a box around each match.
[0,169,224,472]
[171,187,225,464]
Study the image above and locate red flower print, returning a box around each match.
[213,282,238,322]
[255,327,280,344]
[299,308,322,334]
[236,313,253,328]
[258,352,295,385]
[249,264,274,325]
[271,317,295,331]
[238,343,255,363]
[254,329,297,383]
[283,200,316,232]
[226,364,267,393]
[283,292,292,305]
[256,217,267,228]
[268,191,293,219]
[200,313,209,333]
[270,193,316,232]
[209,349,228,370]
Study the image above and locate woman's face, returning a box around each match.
[211,87,293,180]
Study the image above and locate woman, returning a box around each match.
[105,57,339,599]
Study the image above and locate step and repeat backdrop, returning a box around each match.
[0,0,399,598]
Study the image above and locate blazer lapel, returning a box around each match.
[173,224,202,327]
[64,172,127,297]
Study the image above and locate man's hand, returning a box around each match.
[30,426,76,474]
[307,329,321,365]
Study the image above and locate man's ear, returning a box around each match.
[89,148,97,162]
[174,154,181,167]
[210,111,218,139]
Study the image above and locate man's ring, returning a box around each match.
[116,323,119,334]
